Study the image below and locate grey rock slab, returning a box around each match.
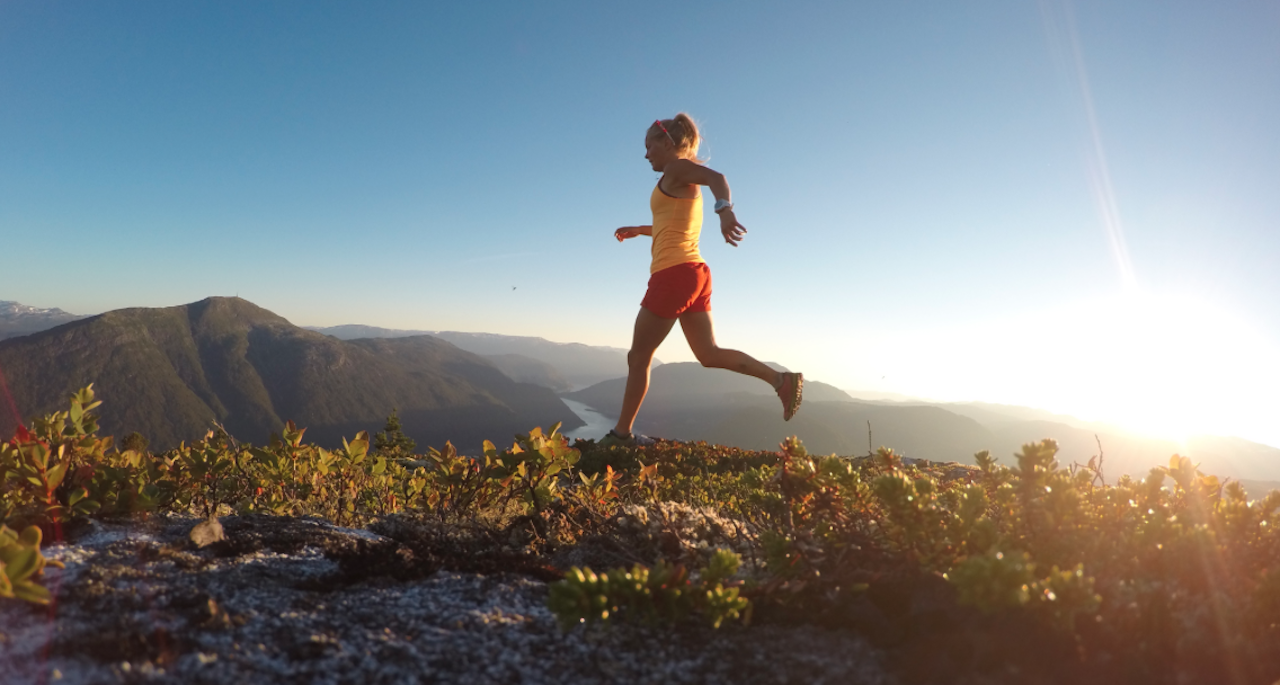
[0,514,892,684]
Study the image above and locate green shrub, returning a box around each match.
[548,548,749,629]
[0,524,63,604]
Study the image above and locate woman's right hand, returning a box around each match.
[615,226,641,242]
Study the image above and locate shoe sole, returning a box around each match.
[599,431,655,448]
[782,372,804,421]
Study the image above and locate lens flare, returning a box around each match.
[1040,0,1136,291]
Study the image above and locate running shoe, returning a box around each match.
[599,429,655,447]
[777,372,804,421]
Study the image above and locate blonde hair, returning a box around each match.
[648,112,704,163]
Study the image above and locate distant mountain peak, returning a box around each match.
[0,300,87,341]
[0,300,80,318]
[187,296,294,324]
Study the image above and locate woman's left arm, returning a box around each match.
[665,160,747,247]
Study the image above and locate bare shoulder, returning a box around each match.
[662,158,702,181]
[663,158,719,188]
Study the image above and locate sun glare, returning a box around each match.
[1058,292,1261,440]
[844,290,1280,448]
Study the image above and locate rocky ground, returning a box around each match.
[0,514,891,685]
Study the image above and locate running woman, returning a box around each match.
[600,113,802,447]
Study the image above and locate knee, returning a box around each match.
[627,349,653,369]
[692,347,719,368]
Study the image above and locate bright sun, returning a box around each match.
[855,290,1280,447]
[1048,292,1272,441]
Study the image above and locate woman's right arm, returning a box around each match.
[615,225,652,241]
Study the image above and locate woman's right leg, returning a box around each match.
[614,307,678,436]
[679,310,804,420]
[678,311,780,385]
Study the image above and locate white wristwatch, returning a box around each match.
[713,198,734,214]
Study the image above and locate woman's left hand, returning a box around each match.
[719,210,747,246]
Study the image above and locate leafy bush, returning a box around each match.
[485,424,580,519]
[547,548,748,629]
[0,524,62,603]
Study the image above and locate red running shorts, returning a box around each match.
[641,262,712,319]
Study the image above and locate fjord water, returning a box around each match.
[562,399,615,441]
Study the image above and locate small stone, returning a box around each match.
[189,517,225,548]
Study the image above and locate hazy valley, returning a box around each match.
[5,296,1280,684]
[3,297,1277,493]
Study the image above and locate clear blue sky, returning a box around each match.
[3,1,1278,447]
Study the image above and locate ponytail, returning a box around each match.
[649,112,705,163]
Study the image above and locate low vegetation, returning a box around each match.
[3,386,1279,682]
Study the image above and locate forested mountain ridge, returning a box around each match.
[310,324,643,390]
[0,297,581,450]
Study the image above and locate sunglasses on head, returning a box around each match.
[653,120,677,146]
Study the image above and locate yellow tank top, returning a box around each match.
[649,181,704,274]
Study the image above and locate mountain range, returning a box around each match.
[309,324,648,390]
[0,298,581,451]
[567,362,1280,492]
[5,298,1277,495]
